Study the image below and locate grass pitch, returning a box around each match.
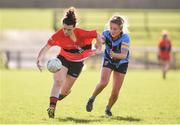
[0,68,179,124]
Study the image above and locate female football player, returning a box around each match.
[86,15,130,116]
[36,7,102,118]
[158,31,172,79]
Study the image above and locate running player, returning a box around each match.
[36,7,102,118]
[86,15,130,116]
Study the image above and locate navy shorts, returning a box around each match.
[57,55,84,78]
[103,58,128,74]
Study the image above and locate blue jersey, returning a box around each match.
[102,30,130,65]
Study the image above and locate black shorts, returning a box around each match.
[103,58,128,74]
[57,55,84,78]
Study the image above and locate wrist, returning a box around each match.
[113,53,118,58]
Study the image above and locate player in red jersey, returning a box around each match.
[158,31,172,79]
[36,7,102,118]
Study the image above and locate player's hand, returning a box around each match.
[110,49,115,58]
[91,49,103,55]
[36,59,43,72]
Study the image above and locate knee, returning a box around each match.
[99,79,109,88]
[54,78,64,86]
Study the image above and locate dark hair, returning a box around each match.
[110,16,124,29]
[63,7,77,27]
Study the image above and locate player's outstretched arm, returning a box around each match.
[93,33,103,55]
[36,44,51,72]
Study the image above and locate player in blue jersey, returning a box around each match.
[86,15,130,116]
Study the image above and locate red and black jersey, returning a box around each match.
[48,28,97,62]
[158,39,171,60]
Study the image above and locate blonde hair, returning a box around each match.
[161,30,168,36]
[105,15,129,33]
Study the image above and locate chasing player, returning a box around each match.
[86,15,130,116]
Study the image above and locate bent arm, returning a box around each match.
[110,41,130,60]
[111,49,129,60]
[36,44,51,71]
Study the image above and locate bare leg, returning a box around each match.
[48,66,68,118]
[91,67,112,98]
[162,60,170,79]
[107,71,125,109]
[50,66,68,98]
[59,75,77,100]
[86,67,112,112]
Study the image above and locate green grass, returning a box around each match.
[0,69,180,124]
[0,9,53,30]
[0,9,180,46]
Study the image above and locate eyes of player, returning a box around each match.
[110,22,122,34]
[64,28,73,32]
[110,26,119,32]
[63,24,74,33]
[63,27,74,35]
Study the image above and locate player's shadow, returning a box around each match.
[100,115,142,122]
[57,117,101,123]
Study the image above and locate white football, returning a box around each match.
[47,57,62,73]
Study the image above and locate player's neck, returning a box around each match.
[70,32,77,42]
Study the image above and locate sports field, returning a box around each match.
[0,69,179,124]
[0,8,180,124]
[0,9,180,46]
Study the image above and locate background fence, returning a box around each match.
[0,9,180,69]
[0,47,180,69]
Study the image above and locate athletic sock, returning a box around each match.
[90,96,95,101]
[106,105,111,111]
[49,97,58,108]
[58,94,66,100]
